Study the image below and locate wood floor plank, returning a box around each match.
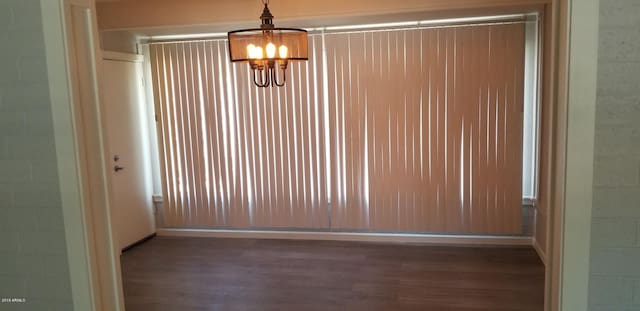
[121,237,544,311]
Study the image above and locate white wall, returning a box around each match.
[0,0,73,309]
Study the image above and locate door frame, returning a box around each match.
[547,0,600,310]
[42,0,125,310]
[41,0,598,310]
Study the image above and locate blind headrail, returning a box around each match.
[142,13,533,45]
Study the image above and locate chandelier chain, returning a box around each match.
[262,0,269,5]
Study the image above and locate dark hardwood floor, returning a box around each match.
[121,236,544,311]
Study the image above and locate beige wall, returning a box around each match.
[95,0,550,58]
[96,0,548,32]
[100,30,138,54]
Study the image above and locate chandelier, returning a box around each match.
[227,0,308,87]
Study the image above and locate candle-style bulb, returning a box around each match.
[247,44,256,59]
[254,46,264,59]
[279,45,288,58]
[266,42,276,59]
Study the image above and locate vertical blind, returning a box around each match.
[150,36,330,229]
[149,22,525,234]
[326,24,525,234]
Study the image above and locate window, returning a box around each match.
[148,16,538,234]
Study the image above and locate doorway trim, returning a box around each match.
[42,0,579,310]
[547,0,600,310]
[42,0,125,310]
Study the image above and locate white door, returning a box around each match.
[102,55,155,250]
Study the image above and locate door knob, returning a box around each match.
[114,165,125,172]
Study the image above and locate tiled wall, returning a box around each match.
[0,0,74,310]
[589,0,640,310]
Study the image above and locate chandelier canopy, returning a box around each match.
[227,0,308,87]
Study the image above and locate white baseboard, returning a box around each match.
[532,237,547,265]
[157,228,533,246]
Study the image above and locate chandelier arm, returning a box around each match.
[253,68,269,87]
[252,68,260,87]
[264,67,272,87]
[272,66,286,87]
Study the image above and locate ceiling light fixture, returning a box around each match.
[227,0,308,87]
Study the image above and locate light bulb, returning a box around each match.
[279,45,288,58]
[266,42,276,58]
[254,46,264,59]
[247,44,256,59]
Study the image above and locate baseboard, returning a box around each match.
[121,233,157,253]
[157,228,533,246]
[532,237,547,265]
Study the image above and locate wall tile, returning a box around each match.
[5,208,39,232]
[0,111,26,135]
[26,276,71,301]
[591,248,640,277]
[5,30,45,57]
[17,230,66,255]
[593,155,640,187]
[599,0,640,27]
[0,231,19,252]
[36,208,65,232]
[14,255,44,277]
[593,206,640,220]
[0,208,8,230]
[13,183,61,209]
[599,27,640,62]
[18,56,48,83]
[10,1,42,31]
[589,276,634,306]
[592,186,640,214]
[595,133,640,157]
[0,251,17,275]
[591,219,637,247]
[0,6,14,29]
[0,184,13,208]
[0,276,27,297]
[597,62,640,96]
[3,135,56,161]
[595,95,640,128]
[42,255,69,278]
[0,58,20,84]
[30,160,59,183]
[0,160,31,183]
[0,301,49,311]
[24,110,55,136]
[0,83,51,112]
